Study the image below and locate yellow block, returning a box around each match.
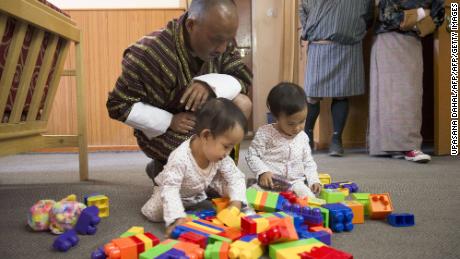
[135,233,153,250]
[126,226,144,235]
[253,217,270,233]
[217,206,242,228]
[254,191,263,211]
[186,222,221,234]
[319,173,331,185]
[229,240,264,259]
[338,187,350,197]
[308,197,326,206]
[276,243,325,259]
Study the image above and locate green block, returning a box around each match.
[351,193,370,215]
[269,238,323,259]
[139,241,178,259]
[208,234,231,244]
[318,207,329,228]
[119,231,136,238]
[186,213,199,220]
[246,188,257,208]
[205,241,223,259]
[320,189,345,203]
[264,192,279,212]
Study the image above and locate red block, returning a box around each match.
[178,231,207,249]
[144,232,160,246]
[299,246,353,259]
[241,216,257,234]
[129,235,145,254]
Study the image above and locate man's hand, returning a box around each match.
[169,112,196,134]
[165,217,187,238]
[258,172,274,189]
[311,183,322,194]
[180,81,211,111]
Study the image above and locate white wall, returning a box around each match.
[47,0,183,9]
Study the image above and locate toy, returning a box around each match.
[27,195,86,234]
[318,173,331,185]
[342,201,364,224]
[120,226,145,238]
[269,238,325,259]
[205,241,229,259]
[53,229,79,252]
[368,193,393,219]
[85,194,109,218]
[212,198,230,213]
[322,203,353,233]
[216,206,244,228]
[179,231,207,248]
[387,213,415,227]
[350,193,370,216]
[298,246,353,259]
[228,239,264,259]
[74,206,100,235]
[319,189,345,204]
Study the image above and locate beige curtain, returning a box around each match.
[280,0,300,84]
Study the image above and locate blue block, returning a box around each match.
[91,246,106,259]
[311,230,331,245]
[387,213,415,227]
[301,207,323,226]
[296,226,313,239]
[239,234,258,242]
[171,225,210,239]
[196,209,216,219]
[276,196,287,211]
[192,220,225,232]
[285,212,304,229]
[75,206,100,235]
[156,248,189,259]
[53,229,79,252]
[322,203,354,233]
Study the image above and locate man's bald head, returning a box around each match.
[185,0,239,61]
[188,0,237,24]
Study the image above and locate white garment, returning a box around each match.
[245,124,320,196]
[141,138,247,226]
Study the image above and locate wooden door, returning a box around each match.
[434,1,453,155]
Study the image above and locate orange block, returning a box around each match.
[173,241,204,259]
[369,193,393,219]
[309,225,333,235]
[296,197,309,207]
[259,192,269,211]
[219,227,242,241]
[343,200,364,224]
[212,198,230,212]
[220,242,230,259]
[108,237,137,259]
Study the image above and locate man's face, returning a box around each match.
[186,9,238,61]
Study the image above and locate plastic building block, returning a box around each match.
[387,213,415,227]
[53,229,79,252]
[173,240,204,259]
[75,206,100,235]
[318,174,331,185]
[319,189,345,203]
[228,240,264,259]
[216,206,243,228]
[350,193,370,216]
[105,237,138,259]
[208,234,232,244]
[308,197,326,207]
[280,191,298,204]
[342,201,364,224]
[91,246,106,259]
[156,248,187,259]
[205,241,229,259]
[369,193,393,219]
[179,231,207,248]
[257,225,292,245]
[322,203,353,233]
[310,231,331,246]
[302,207,323,226]
[120,226,145,238]
[308,226,333,235]
[139,239,178,259]
[298,246,353,259]
[212,198,230,213]
[218,227,242,241]
[85,194,110,218]
[269,238,325,259]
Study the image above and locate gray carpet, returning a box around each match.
[1,142,459,259]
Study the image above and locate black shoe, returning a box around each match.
[329,134,344,157]
[306,129,314,150]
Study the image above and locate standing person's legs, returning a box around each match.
[329,98,349,156]
[305,97,322,150]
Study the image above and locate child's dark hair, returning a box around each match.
[196,98,248,136]
[267,82,307,117]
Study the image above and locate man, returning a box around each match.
[107,0,252,181]
[299,0,374,156]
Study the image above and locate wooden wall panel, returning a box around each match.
[45,9,184,150]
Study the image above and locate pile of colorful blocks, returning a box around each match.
[90,173,414,258]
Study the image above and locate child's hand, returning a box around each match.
[228,200,243,210]
[311,183,322,194]
[259,172,274,189]
[165,217,187,237]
